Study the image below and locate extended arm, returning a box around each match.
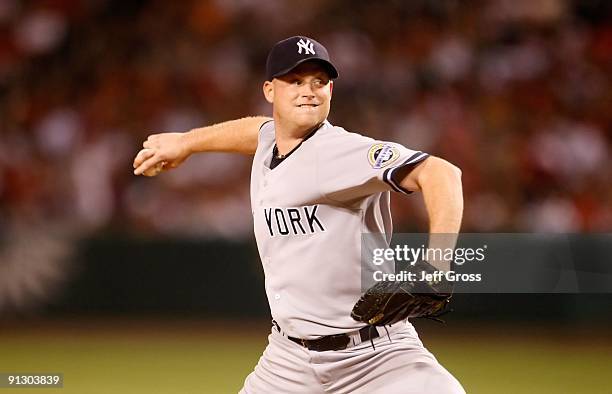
[394,156,464,270]
[133,116,271,176]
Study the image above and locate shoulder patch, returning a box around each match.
[368,143,400,169]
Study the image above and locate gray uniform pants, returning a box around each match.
[240,322,465,394]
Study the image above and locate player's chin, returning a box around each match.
[292,109,326,126]
[295,117,323,129]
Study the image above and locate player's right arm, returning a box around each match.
[133,116,271,176]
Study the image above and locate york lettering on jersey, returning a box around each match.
[264,205,325,236]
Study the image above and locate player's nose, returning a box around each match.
[298,81,316,97]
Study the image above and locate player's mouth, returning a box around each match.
[297,104,319,108]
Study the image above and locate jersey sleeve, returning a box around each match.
[259,119,275,138]
[316,130,429,203]
[257,120,276,149]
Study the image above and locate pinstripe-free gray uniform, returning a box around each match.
[241,120,464,393]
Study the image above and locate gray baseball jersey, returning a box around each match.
[250,120,429,339]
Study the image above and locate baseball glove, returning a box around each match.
[351,260,453,326]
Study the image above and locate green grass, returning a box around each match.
[426,335,611,394]
[1,333,263,393]
[0,320,609,393]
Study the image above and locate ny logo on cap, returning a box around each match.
[297,39,315,55]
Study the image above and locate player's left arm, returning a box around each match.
[393,156,463,270]
[394,156,463,233]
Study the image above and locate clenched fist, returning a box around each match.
[133,132,191,176]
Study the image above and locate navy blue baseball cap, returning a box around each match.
[265,36,339,81]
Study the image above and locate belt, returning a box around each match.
[273,320,381,352]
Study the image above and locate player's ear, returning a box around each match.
[263,80,274,103]
[329,80,333,97]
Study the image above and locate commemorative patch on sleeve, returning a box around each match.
[368,143,400,169]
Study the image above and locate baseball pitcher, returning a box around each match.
[134,36,465,394]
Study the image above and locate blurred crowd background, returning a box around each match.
[1,4,610,391]
[1,0,611,239]
[1,0,612,313]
